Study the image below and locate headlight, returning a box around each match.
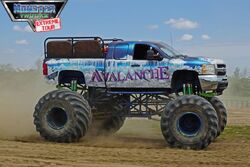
[201,64,215,74]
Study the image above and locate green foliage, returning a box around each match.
[220,126,250,139]
[233,67,240,78]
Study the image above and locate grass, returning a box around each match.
[120,119,250,140]
[220,126,250,139]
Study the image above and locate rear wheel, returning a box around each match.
[33,90,92,142]
[88,91,128,136]
[208,97,227,137]
[161,95,218,149]
[90,116,125,136]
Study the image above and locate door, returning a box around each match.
[129,44,170,88]
[105,43,131,88]
[106,43,170,88]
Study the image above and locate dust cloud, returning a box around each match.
[0,69,53,139]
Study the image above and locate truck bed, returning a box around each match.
[45,37,104,59]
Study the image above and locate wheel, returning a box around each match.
[33,89,92,142]
[90,116,125,136]
[208,97,227,137]
[88,91,129,136]
[161,95,218,149]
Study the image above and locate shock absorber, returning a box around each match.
[70,80,77,91]
[183,84,186,95]
[183,84,193,95]
[188,84,193,94]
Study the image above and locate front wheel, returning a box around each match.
[208,97,227,137]
[161,95,218,149]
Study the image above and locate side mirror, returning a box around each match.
[147,50,155,59]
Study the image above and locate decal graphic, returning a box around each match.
[44,57,211,88]
[91,67,170,82]
[47,71,58,80]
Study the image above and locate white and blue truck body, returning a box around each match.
[43,37,228,94]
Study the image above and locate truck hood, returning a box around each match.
[169,56,224,66]
[185,56,224,64]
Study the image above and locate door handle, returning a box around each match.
[131,64,140,67]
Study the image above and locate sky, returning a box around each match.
[0,0,250,74]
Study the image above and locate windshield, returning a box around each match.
[155,42,182,57]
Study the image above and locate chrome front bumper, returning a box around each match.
[198,75,228,92]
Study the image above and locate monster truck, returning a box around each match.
[34,37,228,149]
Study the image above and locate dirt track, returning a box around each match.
[0,135,249,167]
[0,115,250,167]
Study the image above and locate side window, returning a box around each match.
[114,44,129,60]
[133,44,150,60]
[133,44,162,60]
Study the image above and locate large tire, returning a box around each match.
[161,95,218,149]
[88,92,128,136]
[90,116,125,136]
[208,97,227,137]
[33,90,92,143]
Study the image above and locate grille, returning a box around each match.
[217,71,226,76]
[216,64,227,76]
[217,64,226,68]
